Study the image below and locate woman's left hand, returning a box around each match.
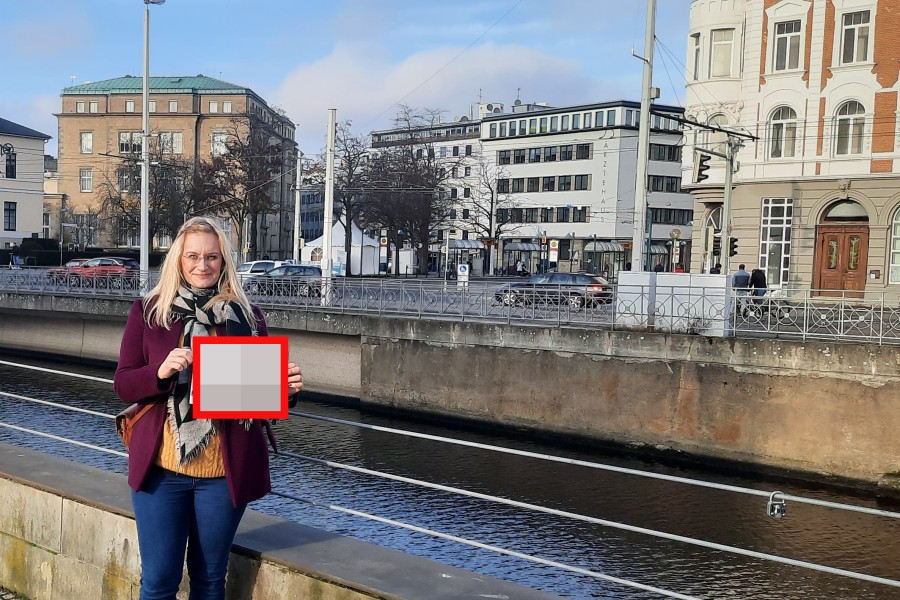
[287,362,303,394]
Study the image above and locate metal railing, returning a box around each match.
[731,288,900,345]
[5,267,900,344]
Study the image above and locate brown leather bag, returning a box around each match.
[115,403,155,450]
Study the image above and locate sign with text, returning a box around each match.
[549,239,560,263]
[192,336,289,419]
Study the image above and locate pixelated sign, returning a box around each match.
[192,336,289,419]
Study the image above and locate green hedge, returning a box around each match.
[2,246,166,268]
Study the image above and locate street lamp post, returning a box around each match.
[140,0,165,287]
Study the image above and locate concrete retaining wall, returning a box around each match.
[2,292,900,484]
[0,443,556,600]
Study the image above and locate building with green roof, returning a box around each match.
[54,75,296,259]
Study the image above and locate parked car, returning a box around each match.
[494,272,613,309]
[48,258,90,283]
[236,260,292,281]
[63,257,139,289]
[244,264,323,297]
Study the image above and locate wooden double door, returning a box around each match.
[814,225,869,297]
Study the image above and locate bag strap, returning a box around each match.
[115,402,156,437]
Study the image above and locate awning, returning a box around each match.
[583,241,625,252]
[448,239,484,250]
[503,242,540,252]
[650,244,669,255]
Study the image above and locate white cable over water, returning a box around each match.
[0,421,127,457]
[288,411,900,521]
[0,359,114,384]
[0,417,694,600]
[271,488,701,600]
[0,376,900,587]
[0,357,899,521]
[279,450,900,590]
[2,408,898,592]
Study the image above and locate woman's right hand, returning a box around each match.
[157,348,193,380]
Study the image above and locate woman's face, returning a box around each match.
[181,231,223,289]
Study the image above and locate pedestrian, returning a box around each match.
[10,243,19,268]
[674,264,685,273]
[709,263,722,274]
[653,261,664,272]
[114,217,304,600]
[750,268,768,305]
[732,263,751,315]
[516,258,524,276]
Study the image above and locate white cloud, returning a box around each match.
[273,42,633,152]
[0,95,58,153]
[1,10,93,60]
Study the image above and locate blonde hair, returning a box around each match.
[144,217,256,330]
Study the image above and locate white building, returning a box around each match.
[683,0,900,297]
[371,104,491,274]
[0,117,51,250]
[482,100,692,276]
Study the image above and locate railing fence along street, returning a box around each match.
[2,267,900,344]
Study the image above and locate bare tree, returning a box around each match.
[96,140,210,249]
[357,106,458,275]
[307,121,370,275]
[202,116,285,260]
[457,160,525,272]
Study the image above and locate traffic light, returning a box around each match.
[729,236,739,257]
[712,236,721,257]
[693,151,712,183]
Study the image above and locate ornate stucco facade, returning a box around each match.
[684,0,900,296]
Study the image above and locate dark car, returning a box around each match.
[64,257,139,289]
[494,273,613,309]
[244,264,323,297]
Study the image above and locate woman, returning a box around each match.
[114,217,303,599]
[750,268,768,305]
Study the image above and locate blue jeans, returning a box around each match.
[131,468,246,600]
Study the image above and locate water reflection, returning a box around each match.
[0,355,899,598]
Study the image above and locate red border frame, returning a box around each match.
[192,335,289,419]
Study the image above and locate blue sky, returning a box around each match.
[3,0,692,154]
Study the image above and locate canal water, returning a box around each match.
[0,353,899,599]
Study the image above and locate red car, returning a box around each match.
[48,258,89,283]
[63,257,139,289]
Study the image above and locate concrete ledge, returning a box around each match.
[0,443,557,600]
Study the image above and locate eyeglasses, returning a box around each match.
[182,253,222,266]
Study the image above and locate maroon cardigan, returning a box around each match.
[114,298,272,507]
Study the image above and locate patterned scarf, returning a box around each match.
[168,284,254,465]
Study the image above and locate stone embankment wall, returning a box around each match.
[1,293,899,485]
[0,443,556,600]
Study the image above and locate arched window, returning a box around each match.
[835,101,865,155]
[706,113,729,154]
[890,208,900,284]
[821,199,868,222]
[769,106,797,158]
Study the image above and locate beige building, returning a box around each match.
[54,75,296,258]
[684,0,900,298]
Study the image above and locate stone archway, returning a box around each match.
[814,200,869,297]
